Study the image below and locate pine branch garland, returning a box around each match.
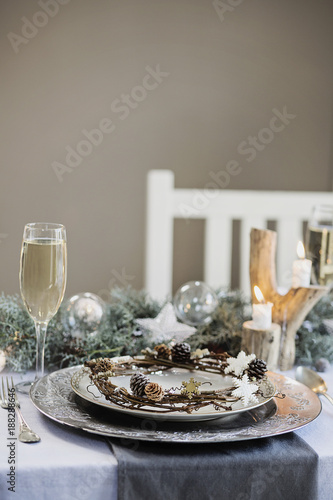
[295,291,333,366]
[0,287,332,372]
[187,291,250,354]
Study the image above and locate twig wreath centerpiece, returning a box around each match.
[83,344,272,415]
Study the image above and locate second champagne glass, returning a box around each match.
[305,205,333,286]
[18,223,67,393]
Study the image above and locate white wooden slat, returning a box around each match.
[240,218,266,296]
[144,170,175,301]
[204,217,233,289]
[145,170,333,300]
[276,218,303,291]
[173,190,333,219]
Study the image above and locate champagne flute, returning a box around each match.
[18,223,67,393]
[305,205,333,286]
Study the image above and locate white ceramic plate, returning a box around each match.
[71,362,275,422]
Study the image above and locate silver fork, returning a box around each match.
[1,377,40,443]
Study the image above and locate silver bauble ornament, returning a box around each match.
[173,281,218,326]
[64,292,105,340]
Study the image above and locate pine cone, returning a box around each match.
[246,359,267,380]
[130,372,150,396]
[154,344,171,359]
[95,358,114,374]
[144,382,164,402]
[171,342,191,363]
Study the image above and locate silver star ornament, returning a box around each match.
[135,302,196,344]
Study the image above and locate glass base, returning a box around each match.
[15,380,34,395]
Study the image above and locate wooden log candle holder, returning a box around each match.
[241,321,281,371]
[248,228,328,370]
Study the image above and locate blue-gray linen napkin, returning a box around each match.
[108,433,318,500]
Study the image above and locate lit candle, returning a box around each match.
[292,241,312,288]
[252,286,273,329]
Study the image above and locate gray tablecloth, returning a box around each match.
[109,433,318,500]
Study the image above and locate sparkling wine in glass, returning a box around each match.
[18,223,67,393]
[305,205,333,286]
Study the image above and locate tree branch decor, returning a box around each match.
[249,228,328,370]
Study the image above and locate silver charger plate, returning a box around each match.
[70,365,276,422]
[30,367,322,443]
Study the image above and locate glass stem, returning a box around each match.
[35,321,48,382]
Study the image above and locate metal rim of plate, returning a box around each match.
[29,367,322,443]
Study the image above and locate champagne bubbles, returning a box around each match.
[173,281,218,326]
[63,292,105,340]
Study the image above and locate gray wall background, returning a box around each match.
[1,0,332,299]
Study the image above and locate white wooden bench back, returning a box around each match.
[145,169,333,301]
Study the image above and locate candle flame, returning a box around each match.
[254,286,265,304]
[297,241,305,259]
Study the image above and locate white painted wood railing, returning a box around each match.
[145,169,333,301]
